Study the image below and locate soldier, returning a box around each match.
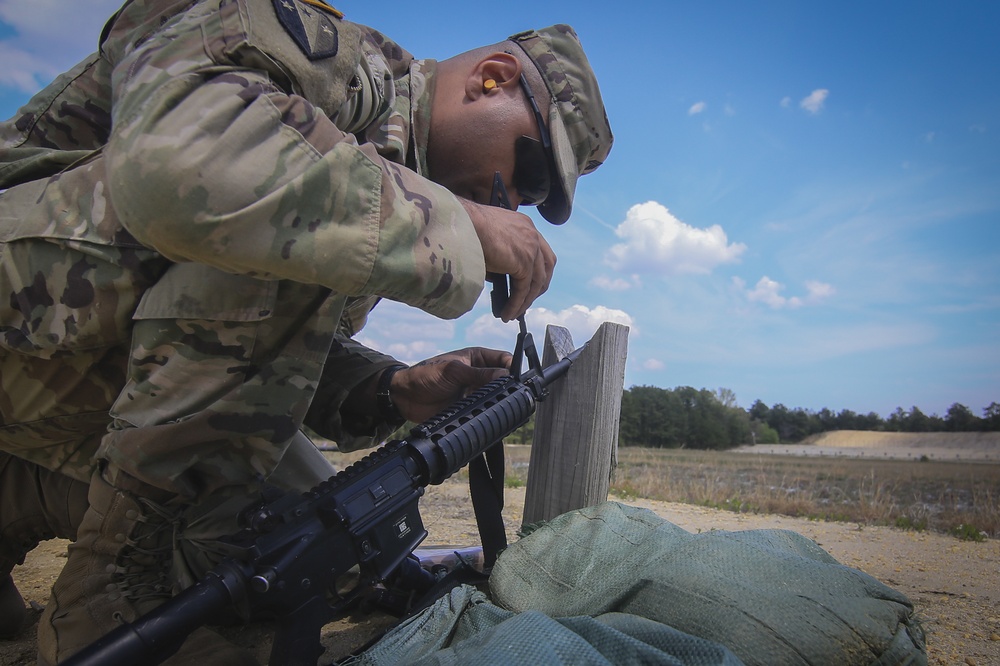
[0,0,612,663]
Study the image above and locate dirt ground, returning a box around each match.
[733,430,1000,462]
[3,478,998,666]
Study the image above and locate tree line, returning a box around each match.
[616,385,1000,449]
[749,399,1000,444]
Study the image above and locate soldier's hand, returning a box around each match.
[391,347,512,423]
[462,200,556,322]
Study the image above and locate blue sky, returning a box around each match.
[2,1,998,418]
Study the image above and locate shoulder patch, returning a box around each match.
[272,0,340,60]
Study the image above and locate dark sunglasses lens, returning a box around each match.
[514,135,551,205]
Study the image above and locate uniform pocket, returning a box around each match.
[0,157,169,358]
[132,261,278,322]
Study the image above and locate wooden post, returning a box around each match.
[521,321,629,526]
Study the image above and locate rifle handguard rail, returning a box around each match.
[63,344,584,666]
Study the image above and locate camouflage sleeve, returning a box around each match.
[103,1,485,320]
[0,53,111,189]
[303,335,404,451]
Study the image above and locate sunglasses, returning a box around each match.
[512,72,555,206]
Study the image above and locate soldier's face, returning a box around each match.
[427,68,547,210]
[433,120,537,209]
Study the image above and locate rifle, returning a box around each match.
[64,340,584,666]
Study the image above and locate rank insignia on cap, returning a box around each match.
[272,0,342,60]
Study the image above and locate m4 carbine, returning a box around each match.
[64,343,583,666]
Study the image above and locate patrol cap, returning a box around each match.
[509,25,613,225]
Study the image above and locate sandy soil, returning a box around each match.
[3,477,997,666]
[733,430,1000,462]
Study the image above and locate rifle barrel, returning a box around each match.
[63,572,237,666]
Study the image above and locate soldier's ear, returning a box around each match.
[466,52,522,100]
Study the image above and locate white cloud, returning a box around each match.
[735,276,835,309]
[922,131,936,143]
[805,281,836,301]
[688,101,707,116]
[353,300,456,364]
[747,276,801,308]
[643,358,665,371]
[589,275,637,291]
[780,96,792,108]
[468,304,635,351]
[800,89,829,114]
[358,337,442,364]
[606,201,746,276]
[535,304,634,333]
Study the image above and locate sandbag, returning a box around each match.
[490,502,926,666]
[343,584,743,666]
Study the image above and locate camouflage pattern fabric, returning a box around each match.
[103,0,484,319]
[0,0,488,496]
[509,25,614,225]
[0,51,111,189]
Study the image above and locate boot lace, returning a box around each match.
[113,498,179,603]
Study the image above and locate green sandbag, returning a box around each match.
[490,501,926,666]
[343,584,743,666]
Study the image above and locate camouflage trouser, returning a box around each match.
[0,345,128,484]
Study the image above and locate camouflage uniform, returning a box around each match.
[1,0,487,503]
[0,1,613,659]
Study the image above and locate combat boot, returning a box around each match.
[36,469,258,665]
[0,452,89,638]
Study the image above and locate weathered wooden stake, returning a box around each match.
[521,321,629,526]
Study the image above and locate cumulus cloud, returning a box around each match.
[353,300,455,364]
[780,96,792,108]
[535,304,634,332]
[606,201,746,276]
[468,304,634,351]
[589,275,638,291]
[804,280,836,301]
[688,101,707,116]
[734,276,835,309]
[800,89,829,114]
[643,358,665,371]
[747,276,802,308]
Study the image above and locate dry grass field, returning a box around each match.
[3,433,997,664]
[505,432,1000,539]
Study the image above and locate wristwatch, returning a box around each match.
[376,365,407,427]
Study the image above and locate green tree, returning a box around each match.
[749,399,770,424]
[984,402,1000,431]
[750,421,780,444]
[945,403,980,432]
[618,385,751,449]
[857,411,885,431]
[714,387,738,409]
[904,406,930,432]
[619,386,681,448]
